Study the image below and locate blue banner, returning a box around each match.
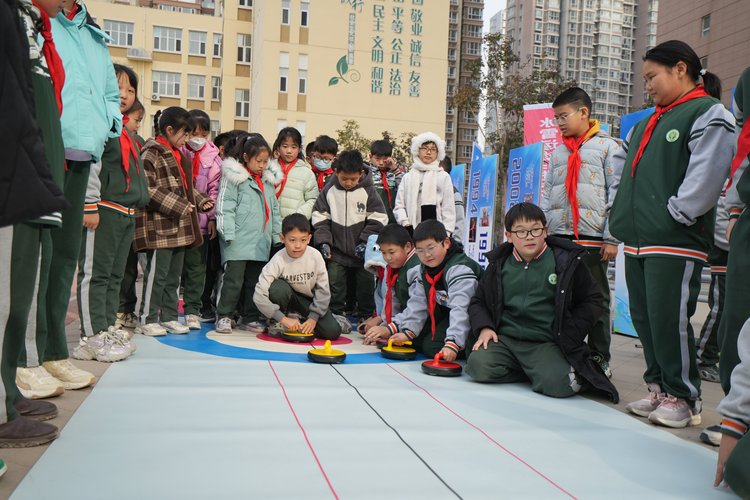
[450,163,467,201]
[464,144,498,269]
[619,107,654,140]
[505,142,544,213]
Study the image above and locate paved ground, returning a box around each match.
[0,302,723,498]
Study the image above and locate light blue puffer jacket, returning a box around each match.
[51,1,121,161]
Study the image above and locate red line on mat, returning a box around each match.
[387,364,577,500]
[268,361,339,500]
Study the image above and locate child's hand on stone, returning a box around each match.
[363,325,390,344]
[280,316,301,332]
[299,318,317,334]
[389,332,409,345]
[440,347,458,362]
[358,316,381,335]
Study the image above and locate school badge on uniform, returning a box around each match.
[548,273,557,285]
[666,129,680,142]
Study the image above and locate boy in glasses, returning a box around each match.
[373,220,481,360]
[466,203,618,401]
[540,87,622,377]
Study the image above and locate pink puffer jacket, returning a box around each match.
[181,141,222,234]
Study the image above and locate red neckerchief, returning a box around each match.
[191,143,206,181]
[384,266,399,324]
[727,119,750,190]
[119,116,140,192]
[316,169,333,190]
[275,157,298,199]
[33,0,65,116]
[249,171,270,228]
[65,2,78,20]
[156,135,188,191]
[379,169,392,206]
[561,120,600,238]
[424,269,445,340]
[631,85,710,176]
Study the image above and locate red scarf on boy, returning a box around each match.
[380,170,393,206]
[727,120,750,190]
[119,116,140,192]
[316,168,333,190]
[561,120,600,239]
[248,171,270,229]
[156,135,188,191]
[32,0,65,115]
[275,158,297,198]
[424,269,445,340]
[630,85,709,176]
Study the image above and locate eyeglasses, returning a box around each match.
[554,108,582,124]
[419,146,438,153]
[415,243,443,256]
[509,227,545,239]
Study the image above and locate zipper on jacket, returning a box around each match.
[344,190,349,257]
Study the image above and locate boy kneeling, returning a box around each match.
[466,203,618,401]
[373,220,482,360]
[254,214,348,340]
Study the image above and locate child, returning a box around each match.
[713,318,750,498]
[305,141,316,166]
[369,139,404,224]
[311,135,337,189]
[73,64,148,362]
[466,203,618,401]
[439,157,466,243]
[254,214,348,339]
[124,99,145,147]
[393,132,456,236]
[179,110,222,330]
[361,224,421,341]
[312,150,388,321]
[381,220,480,360]
[134,107,214,336]
[215,134,281,334]
[609,40,735,427]
[541,86,621,377]
[267,127,319,219]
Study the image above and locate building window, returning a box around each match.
[700,56,709,69]
[281,0,290,25]
[237,34,251,64]
[465,41,481,56]
[298,54,308,95]
[459,145,472,158]
[238,0,252,6]
[701,15,710,37]
[153,26,182,53]
[189,31,206,56]
[213,33,222,58]
[466,7,481,20]
[188,74,205,99]
[210,120,220,140]
[301,1,309,26]
[448,48,456,61]
[152,71,180,97]
[211,76,221,101]
[277,120,288,132]
[465,24,482,38]
[235,89,250,118]
[104,20,133,47]
[279,52,289,92]
[296,121,306,144]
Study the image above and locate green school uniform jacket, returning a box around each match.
[609,96,736,262]
[374,249,421,322]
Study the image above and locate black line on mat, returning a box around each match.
[330,365,463,500]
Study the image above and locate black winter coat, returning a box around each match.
[0,0,67,227]
[469,236,619,402]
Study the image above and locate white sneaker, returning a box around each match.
[135,323,167,337]
[42,359,96,390]
[215,317,233,334]
[72,329,133,362]
[161,320,189,334]
[16,367,64,399]
[114,312,138,329]
[184,314,201,330]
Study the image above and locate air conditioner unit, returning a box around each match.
[126,47,152,61]
[151,93,160,102]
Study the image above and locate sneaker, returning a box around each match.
[236,321,267,333]
[648,395,701,428]
[698,364,720,383]
[0,416,59,448]
[14,397,58,421]
[72,329,133,363]
[0,459,7,478]
[184,314,201,330]
[135,322,167,337]
[625,384,665,417]
[700,424,722,446]
[333,314,352,334]
[16,367,64,400]
[590,352,613,378]
[198,310,216,322]
[215,317,233,334]
[42,359,96,389]
[267,321,285,338]
[114,312,138,329]
[161,321,189,335]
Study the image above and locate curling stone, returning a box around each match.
[281,331,315,343]
[307,340,346,364]
[421,352,462,377]
[381,339,417,360]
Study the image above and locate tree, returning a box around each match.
[381,130,416,167]
[335,119,372,157]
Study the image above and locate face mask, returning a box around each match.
[187,138,207,151]
[313,158,332,172]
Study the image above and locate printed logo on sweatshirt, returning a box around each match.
[548,273,557,285]
[357,201,366,213]
[665,129,680,142]
[282,272,316,285]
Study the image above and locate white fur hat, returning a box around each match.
[410,131,446,161]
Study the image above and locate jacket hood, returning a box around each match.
[58,2,110,40]
[331,164,374,190]
[410,131,446,162]
[221,157,276,187]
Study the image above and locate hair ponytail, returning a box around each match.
[153,107,191,138]
[644,40,723,99]
[153,110,163,136]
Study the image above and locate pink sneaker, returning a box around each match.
[625,384,665,417]
[648,395,701,428]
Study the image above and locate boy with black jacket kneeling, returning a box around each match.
[466,203,618,402]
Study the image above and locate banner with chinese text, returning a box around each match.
[504,142,544,213]
[522,103,561,199]
[463,144,498,269]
